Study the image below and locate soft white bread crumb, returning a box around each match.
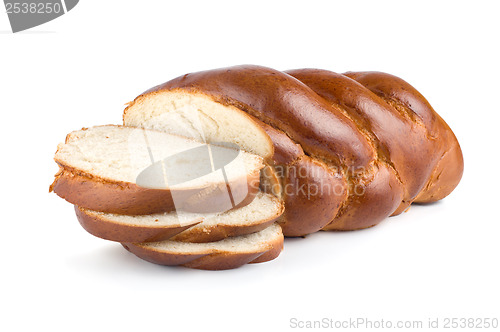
[124,91,274,159]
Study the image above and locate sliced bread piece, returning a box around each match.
[50,125,264,215]
[74,207,202,243]
[75,191,284,243]
[122,223,284,270]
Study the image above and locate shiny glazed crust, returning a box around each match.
[343,71,464,203]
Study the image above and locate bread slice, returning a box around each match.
[74,206,202,243]
[122,223,284,270]
[75,191,284,243]
[50,125,264,215]
[123,90,274,161]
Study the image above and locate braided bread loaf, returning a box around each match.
[124,65,463,237]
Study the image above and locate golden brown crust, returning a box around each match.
[75,206,203,243]
[51,166,175,215]
[280,156,347,236]
[121,243,208,266]
[344,71,464,203]
[414,134,463,202]
[258,120,303,165]
[257,120,347,236]
[50,165,261,215]
[182,252,266,270]
[121,225,284,270]
[323,163,403,230]
[287,69,438,205]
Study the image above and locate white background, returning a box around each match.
[1,1,499,331]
